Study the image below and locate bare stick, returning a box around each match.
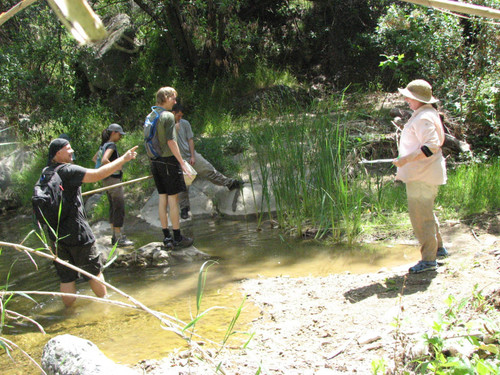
[0,0,38,26]
[5,309,46,333]
[0,336,47,375]
[82,175,153,196]
[400,0,500,20]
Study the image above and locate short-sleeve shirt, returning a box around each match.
[50,163,95,246]
[155,108,176,157]
[175,118,194,159]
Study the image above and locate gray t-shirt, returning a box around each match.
[175,118,194,159]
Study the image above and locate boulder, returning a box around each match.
[140,175,276,228]
[0,148,34,212]
[217,183,276,217]
[84,192,104,216]
[111,242,212,268]
[41,334,139,375]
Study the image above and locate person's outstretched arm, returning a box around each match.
[83,146,138,183]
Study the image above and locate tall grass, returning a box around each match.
[248,95,369,244]
[438,159,500,218]
[248,96,500,244]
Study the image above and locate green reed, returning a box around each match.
[438,158,500,218]
[248,105,366,243]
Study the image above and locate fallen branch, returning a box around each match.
[0,0,38,26]
[325,335,357,360]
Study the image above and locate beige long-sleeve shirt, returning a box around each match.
[396,104,447,185]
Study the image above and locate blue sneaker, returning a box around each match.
[437,247,449,258]
[409,260,437,274]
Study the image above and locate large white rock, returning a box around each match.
[42,334,139,375]
[140,176,276,228]
[216,183,275,217]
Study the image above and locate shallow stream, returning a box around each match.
[0,213,419,374]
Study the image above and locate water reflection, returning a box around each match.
[0,214,419,374]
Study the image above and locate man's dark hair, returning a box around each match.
[172,103,184,113]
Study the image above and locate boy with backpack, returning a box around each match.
[144,86,193,249]
[33,138,138,307]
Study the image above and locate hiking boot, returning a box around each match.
[409,260,437,274]
[173,235,194,249]
[228,179,244,190]
[437,246,449,258]
[163,236,174,249]
[180,207,190,220]
[113,235,134,247]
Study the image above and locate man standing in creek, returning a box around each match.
[40,138,138,307]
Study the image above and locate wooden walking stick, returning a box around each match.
[82,175,153,196]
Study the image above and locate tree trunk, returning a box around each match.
[165,1,198,75]
[132,0,184,70]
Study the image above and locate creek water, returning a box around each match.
[0,213,419,374]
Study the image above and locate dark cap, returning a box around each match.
[107,123,125,135]
[48,138,69,165]
[58,133,71,141]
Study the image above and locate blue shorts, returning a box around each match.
[150,156,187,195]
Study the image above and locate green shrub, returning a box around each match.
[375,3,500,157]
[439,159,500,218]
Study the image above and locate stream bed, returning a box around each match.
[0,213,418,374]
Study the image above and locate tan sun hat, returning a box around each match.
[398,79,439,104]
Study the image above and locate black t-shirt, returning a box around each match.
[102,142,122,178]
[49,163,95,246]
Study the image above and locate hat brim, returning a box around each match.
[398,88,439,104]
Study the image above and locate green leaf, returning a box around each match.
[0,338,11,356]
[17,292,38,305]
[182,306,222,333]
[478,344,499,355]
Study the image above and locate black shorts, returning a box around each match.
[53,242,104,283]
[150,156,187,195]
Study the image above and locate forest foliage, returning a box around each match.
[0,0,498,166]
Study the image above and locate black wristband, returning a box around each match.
[421,146,433,157]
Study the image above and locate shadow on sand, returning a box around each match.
[343,271,437,303]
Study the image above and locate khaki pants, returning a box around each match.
[179,152,234,210]
[406,181,443,262]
